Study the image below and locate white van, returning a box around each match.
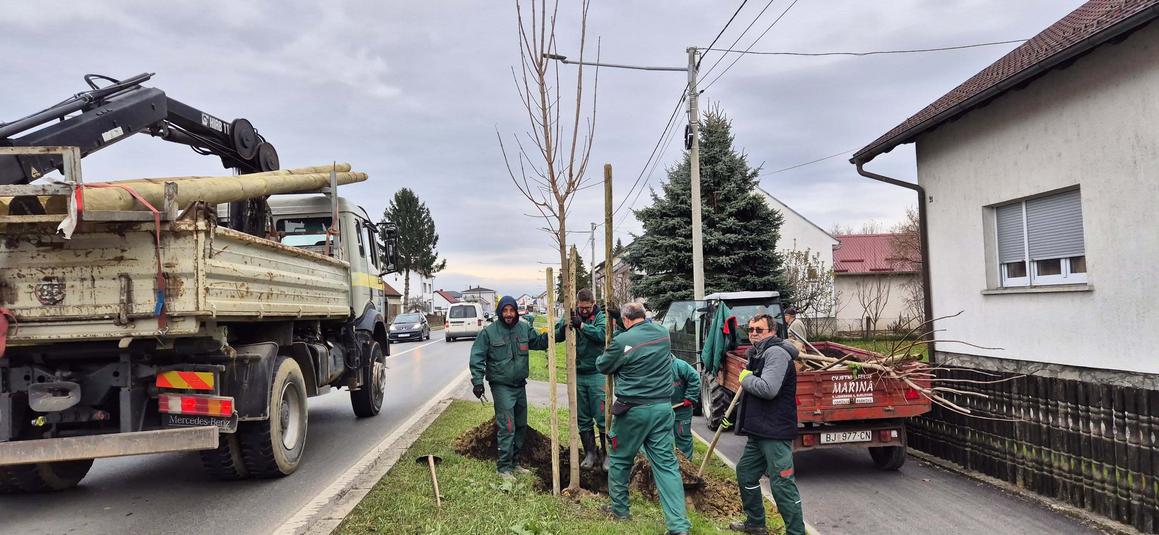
[446,302,487,342]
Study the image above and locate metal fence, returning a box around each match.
[908,368,1158,533]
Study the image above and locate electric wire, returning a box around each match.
[700,0,800,92]
[703,38,1028,57]
[615,99,685,232]
[697,0,750,69]
[696,0,779,84]
[612,88,687,217]
[756,148,856,178]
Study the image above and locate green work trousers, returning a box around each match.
[576,372,606,434]
[490,382,527,473]
[673,407,694,459]
[736,436,805,535]
[608,402,691,533]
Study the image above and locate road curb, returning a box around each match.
[691,428,822,535]
[907,449,1133,535]
[274,369,471,535]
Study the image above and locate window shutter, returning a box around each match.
[996,203,1025,264]
[1026,189,1084,260]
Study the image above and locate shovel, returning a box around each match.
[697,386,744,479]
[415,455,444,508]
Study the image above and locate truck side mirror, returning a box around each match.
[377,223,400,275]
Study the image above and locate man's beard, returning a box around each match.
[503,316,517,326]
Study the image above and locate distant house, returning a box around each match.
[593,252,639,305]
[383,281,403,318]
[432,289,459,315]
[515,294,535,310]
[831,234,920,333]
[758,187,839,278]
[850,1,1159,529]
[533,291,548,312]
[460,286,496,311]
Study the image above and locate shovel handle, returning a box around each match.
[698,386,744,478]
[427,456,443,508]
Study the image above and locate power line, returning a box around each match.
[697,0,778,83]
[616,103,685,231]
[700,0,800,92]
[697,0,750,69]
[756,148,856,177]
[612,88,687,217]
[703,38,1028,57]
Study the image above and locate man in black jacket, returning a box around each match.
[730,314,805,535]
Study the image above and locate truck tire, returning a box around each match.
[239,357,308,478]
[350,341,386,418]
[199,432,249,480]
[0,459,93,492]
[869,445,907,470]
[701,372,733,431]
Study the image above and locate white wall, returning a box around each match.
[432,294,455,313]
[914,22,1159,374]
[834,273,920,332]
[760,188,839,274]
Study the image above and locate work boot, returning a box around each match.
[579,430,598,469]
[600,504,630,521]
[600,432,610,472]
[728,521,768,534]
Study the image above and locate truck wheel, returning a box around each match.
[0,459,94,492]
[239,357,308,478]
[350,341,386,418]
[869,445,907,470]
[701,372,732,431]
[199,432,249,480]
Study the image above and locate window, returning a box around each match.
[994,189,1086,287]
[449,305,477,319]
[363,221,377,267]
[277,217,333,248]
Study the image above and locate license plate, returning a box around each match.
[165,413,238,433]
[820,430,872,444]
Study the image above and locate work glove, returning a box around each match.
[680,398,694,408]
[570,313,583,330]
[739,369,753,383]
[473,384,486,399]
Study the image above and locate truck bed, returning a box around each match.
[720,341,931,423]
[0,215,352,344]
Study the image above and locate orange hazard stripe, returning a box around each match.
[156,371,215,390]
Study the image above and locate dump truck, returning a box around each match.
[0,146,398,491]
[663,291,931,470]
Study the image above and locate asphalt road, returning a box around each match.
[0,337,470,535]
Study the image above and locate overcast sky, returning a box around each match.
[1,0,1085,299]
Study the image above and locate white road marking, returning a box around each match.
[274,367,470,535]
[385,339,442,359]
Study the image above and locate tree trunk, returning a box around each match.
[402,267,411,308]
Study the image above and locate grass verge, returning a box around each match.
[337,400,780,535]
[829,337,929,362]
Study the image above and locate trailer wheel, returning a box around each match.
[199,432,250,480]
[239,357,308,478]
[869,445,907,470]
[350,341,386,418]
[0,459,93,492]
[701,372,732,431]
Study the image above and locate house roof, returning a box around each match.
[462,287,494,293]
[853,0,1159,163]
[435,290,459,304]
[382,281,402,297]
[833,234,918,275]
[756,186,837,243]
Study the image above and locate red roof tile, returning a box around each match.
[833,234,918,275]
[383,281,402,297]
[435,290,459,304]
[854,0,1159,163]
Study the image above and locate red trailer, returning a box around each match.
[717,341,931,470]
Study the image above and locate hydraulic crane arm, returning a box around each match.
[0,73,279,185]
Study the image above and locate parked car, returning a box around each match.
[389,313,430,342]
[446,302,486,342]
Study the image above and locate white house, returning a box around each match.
[432,289,459,315]
[593,252,640,305]
[831,234,920,333]
[758,187,839,276]
[515,294,535,310]
[460,286,496,311]
[851,2,1159,529]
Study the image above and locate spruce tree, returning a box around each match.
[626,106,790,313]
[556,253,592,300]
[380,188,446,306]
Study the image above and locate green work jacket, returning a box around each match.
[555,308,607,376]
[596,321,674,405]
[470,320,550,387]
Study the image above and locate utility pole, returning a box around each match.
[687,47,704,300]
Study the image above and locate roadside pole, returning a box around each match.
[545,268,560,495]
[590,222,597,293]
[687,47,704,300]
[603,164,614,428]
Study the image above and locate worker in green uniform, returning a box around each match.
[470,296,551,478]
[597,302,691,535]
[555,288,607,469]
[730,314,805,535]
[670,355,700,459]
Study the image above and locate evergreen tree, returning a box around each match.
[613,238,625,257]
[380,188,447,306]
[626,106,790,314]
[556,253,592,302]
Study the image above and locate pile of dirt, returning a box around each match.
[455,419,743,519]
